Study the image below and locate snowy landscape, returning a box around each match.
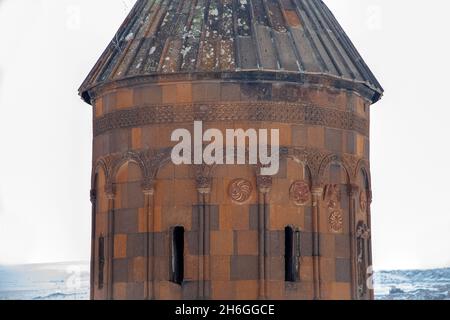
[0,262,449,300]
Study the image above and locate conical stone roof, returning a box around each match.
[79,0,383,104]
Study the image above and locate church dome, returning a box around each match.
[79,0,383,104]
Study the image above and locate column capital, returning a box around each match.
[348,184,360,197]
[142,178,155,195]
[196,175,212,194]
[311,186,324,197]
[257,175,273,194]
[105,183,115,200]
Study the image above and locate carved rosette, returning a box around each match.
[229,179,253,203]
[289,180,311,206]
[329,210,343,233]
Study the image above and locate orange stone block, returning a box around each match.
[356,134,365,157]
[307,126,324,149]
[231,206,250,230]
[114,234,127,258]
[132,257,146,282]
[158,281,182,300]
[162,84,177,104]
[211,280,234,300]
[330,282,351,300]
[236,231,258,255]
[131,128,142,149]
[300,257,314,282]
[95,98,104,118]
[138,208,147,233]
[267,280,284,300]
[95,213,107,236]
[235,280,258,299]
[113,283,127,300]
[210,256,231,281]
[153,206,162,232]
[184,255,199,280]
[210,231,233,256]
[116,164,128,184]
[116,89,134,109]
[176,83,192,103]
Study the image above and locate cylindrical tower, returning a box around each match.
[80,0,383,300]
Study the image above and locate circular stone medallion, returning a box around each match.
[289,180,311,206]
[229,179,253,203]
[329,210,343,233]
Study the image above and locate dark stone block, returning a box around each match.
[103,92,117,113]
[364,138,370,159]
[192,83,220,102]
[300,231,313,257]
[329,163,342,184]
[204,83,221,101]
[319,233,335,257]
[335,258,351,282]
[325,128,343,153]
[127,233,145,257]
[186,231,199,255]
[304,207,312,232]
[267,231,283,257]
[113,258,129,283]
[182,281,199,299]
[230,256,259,280]
[133,85,162,105]
[233,231,238,255]
[154,232,168,257]
[335,234,350,259]
[127,282,144,300]
[191,205,201,232]
[209,205,219,231]
[346,131,356,154]
[111,129,130,154]
[115,209,138,234]
[249,205,259,231]
[269,257,284,280]
[340,185,349,212]
[240,83,272,101]
[221,83,241,101]
[273,157,287,179]
[127,182,145,209]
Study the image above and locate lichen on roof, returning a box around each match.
[79,0,383,104]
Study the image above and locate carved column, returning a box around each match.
[311,186,323,300]
[105,183,115,300]
[257,175,272,300]
[89,188,97,300]
[196,174,211,300]
[367,191,374,300]
[348,184,359,300]
[143,179,155,300]
[356,221,371,299]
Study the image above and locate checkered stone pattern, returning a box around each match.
[89,79,374,300]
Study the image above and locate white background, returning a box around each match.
[0,0,449,270]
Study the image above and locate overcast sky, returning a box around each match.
[0,0,449,270]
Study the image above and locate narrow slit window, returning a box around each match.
[285,226,300,282]
[170,226,184,285]
[98,235,105,289]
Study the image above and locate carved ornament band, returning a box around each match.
[93,102,368,137]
